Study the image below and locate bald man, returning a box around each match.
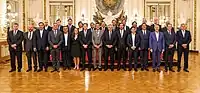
[24,25,37,72]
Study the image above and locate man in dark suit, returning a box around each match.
[44,20,52,31]
[163,23,176,72]
[7,23,24,72]
[48,23,63,72]
[24,25,37,72]
[103,24,117,71]
[89,22,95,32]
[79,23,93,71]
[138,23,150,71]
[34,22,49,72]
[176,23,191,72]
[101,21,108,32]
[67,18,76,34]
[127,27,140,71]
[116,23,129,71]
[61,26,71,70]
[122,19,130,32]
[56,19,63,32]
[149,24,165,72]
[112,19,118,31]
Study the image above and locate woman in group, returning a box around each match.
[78,21,83,32]
[71,28,81,70]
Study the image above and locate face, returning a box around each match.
[142,24,146,30]
[119,24,124,30]
[108,24,113,31]
[142,18,147,23]
[28,25,34,32]
[44,21,48,26]
[154,25,160,32]
[13,24,19,30]
[39,23,44,30]
[63,27,68,33]
[83,24,88,30]
[122,20,126,25]
[181,24,187,30]
[154,18,159,24]
[112,20,116,25]
[167,24,172,31]
[132,23,137,27]
[95,24,100,30]
[53,24,58,30]
[68,20,72,25]
[56,21,61,26]
[101,22,106,27]
[90,23,95,28]
[131,27,136,33]
[74,28,78,34]
[79,23,83,28]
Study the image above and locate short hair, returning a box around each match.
[112,19,116,22]
[68,18,72,21]
[13,23,19,26]
[181,23,186,27]
[53,23,57,25]
[63,26,68,28]
[78,21,83,25]
[132,21,137,25]
[38,22,44,25]
[56,19,61,22]
[119,23,124,26]
[141,23,147,26]
[83,23,88,26]
[167,23,172,27]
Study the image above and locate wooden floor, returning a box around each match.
[0,53,200,93]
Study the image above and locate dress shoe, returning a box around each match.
[165,69,168,72]
[184,69,189,72]
[44,68,48,72]
[177,68,181,72]
[117,67,121,71]
[80,68,85,71]
[123,67,127,71]
[93,67,97,71]
[51,69,57,73]
[111,68,114,71]
[141,68,144,71]
[144,68,149,71]
[18,69,21,72]
[88,67,91,71]
[104,68,108,71]
[157,68,161,72]
[169,69,175,72]
[98,67,102,71]
[26,69,32,72]
[37,68,43,72]
[9,69,16,72]
[34,68,37,72]
[153,69,156,72]
[63,67,67,70]
[57,70,60,72]
[128,68,132,71]
[134,68,138,72]
[68,67,71,70]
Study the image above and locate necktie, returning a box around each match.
[54,30,57,37]
[121,30,123,38]
[109,31,112,40]
[14,30,16,36]
[28,32,31,40]
[84,31,87,37]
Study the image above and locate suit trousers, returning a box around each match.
[140,49,148,68]
[152,49,161,69]
[38,50,48,69]
[92,47,102,68]
[9,50,22,70]
[129,49,138,69]
[51,48,60,70]
[165,48,175,69]
[62,46,71,67]
[26,51,37,69]
[177,46,189,69]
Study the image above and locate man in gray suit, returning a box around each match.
[48,23,63,72]
[24,25,37,72]
[92,23,104,71]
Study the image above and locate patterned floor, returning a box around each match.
[0,53,199,93]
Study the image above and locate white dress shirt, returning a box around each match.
[40,30,43,38]
[182,30,185,37]
[64,33,68,46]
[84,30,87,37]
[45,26,48,30]
[120,30,124,38]
[155,32,159,41]
[131,33,135,47]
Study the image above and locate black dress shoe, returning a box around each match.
[44,68,48,72]
[153,69,156,72]
[165,69,168,72]
[18,69,21,72]
[117,67,121,71]
[51,69,57,73]
[88,68,91,71]
[128,68,132,71]
[111,68,114,71]
[34,68,37,72]
[134,68,138,72]
[141,68,144,71]
[157,69,161,72]
[144,68,149,71]
[123,68,127,71]
[99,67,102,71]
[63,67,67,70]
[93,67,97,71]
[9,69,16,72]
[57,70,60,72]
[104,68,108,71]
[26,69,32,72]
[68,67,71,70]
[37,69,43,72]
[80,68,85,71]
[177,68,181,72]
[169,69,175,72]
[184,69,189,72]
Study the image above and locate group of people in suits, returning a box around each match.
[7,18,191,73]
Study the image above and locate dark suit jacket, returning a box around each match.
[23,32,36,52]
[149,32,165,52]
[150,24,162,32]
[176,30,192,49]
[100,27,108,32]
[161,27,175,32]
[116,29,129,48]
[79,29,92,48]
[61,33,71,51]
[127,33,140,49]
[138,30,150,50]
[58,25,64,32]
[48,30,63,49]
[7,30,24,51]
[103,30,117,47]
[34,29,49,51]
[67,25,76,34]
[163,30,176,50]
[45,26,52,32]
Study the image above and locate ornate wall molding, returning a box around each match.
[22,0,25,31]
[194,0,197,50]
[44,0,46,20]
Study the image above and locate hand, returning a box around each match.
[110,45,113,48]
[150,49,153,52]
[182,44,187,48]
[85,45,88,48]
[53,45,58,48]
[96,45,100,49]
[131,46,135,50]
[94,45,98,48]
[13,47,16,50]
[46,47,49,51]
[169,44,174,48]
[138,47,141,50]
[33,48,37,52]
[11,44,15,48]
[13,44,17,47]
[148,48,151,50]
[106,45,110,48]
[162,49,164,53]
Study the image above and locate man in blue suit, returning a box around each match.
[149,24,165,72]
